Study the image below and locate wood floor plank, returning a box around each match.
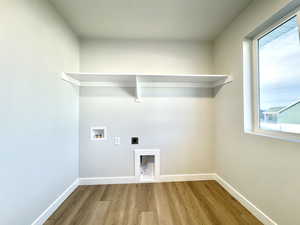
[139,212,157,225]
[51,188,95,225]
[45,181,263,225]
[102,184,130,225]
[208,181,262,225]
[83,201,110,225]
[163,182,188,225]
[188,181,248,225]
[122,184,139,225]
[44,220,55,225]
[153,183,178,225]
[175,182,215,225]
[70,186,108,225]
[49,187,81,220]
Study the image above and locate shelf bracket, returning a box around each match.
[61,73,80,86]
[135,76,142,103]
[213,75,233,87]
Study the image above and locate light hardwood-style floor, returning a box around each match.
[45,181,263,225]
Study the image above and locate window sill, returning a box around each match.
[245,129,300,143]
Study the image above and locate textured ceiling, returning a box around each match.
[50,0,252,40]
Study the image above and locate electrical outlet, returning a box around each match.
[115,137,120,145]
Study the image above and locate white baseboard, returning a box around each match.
[32,174,277,225]
[80,176,138,185]
[31,179,79,225]
[79,173,216,185]
[159,173,215,182]
[215,174,277,225]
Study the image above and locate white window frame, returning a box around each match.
[244,8,300,143]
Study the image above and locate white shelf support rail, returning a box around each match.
[61,72,233,102]
[61,73,80,86]
[212,75,234,87]
[135,76,142,102]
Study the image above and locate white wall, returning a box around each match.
[79,39,215,177]
[5,1,300,223]
[80,39,213,74]
[214,0,300,224]
[0,1,79,224]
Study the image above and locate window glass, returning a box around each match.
[258,16,300,134]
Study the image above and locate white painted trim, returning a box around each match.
[80,81,136,87]
[80,176,139,185]
[62,72,233,102]
[135,76,142,102]
[79,173,215,185]
[243,8,300,142]
[32,175,277,225]
[215,175,278,225]
[80,81,225,88]
[245,130,300,143]
[62,72,233,88]
[159,173,215,182]
[31,179,79,225]
[140,82,214,88]
[65,72,229,77]
[61,73,80,86]
[243,39,300,143]
[212,75,234,87]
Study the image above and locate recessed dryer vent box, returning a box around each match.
[134,149,160,182]
[90,127,107,141]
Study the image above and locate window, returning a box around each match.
[245,9,300,141]
[256,16,300,134]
